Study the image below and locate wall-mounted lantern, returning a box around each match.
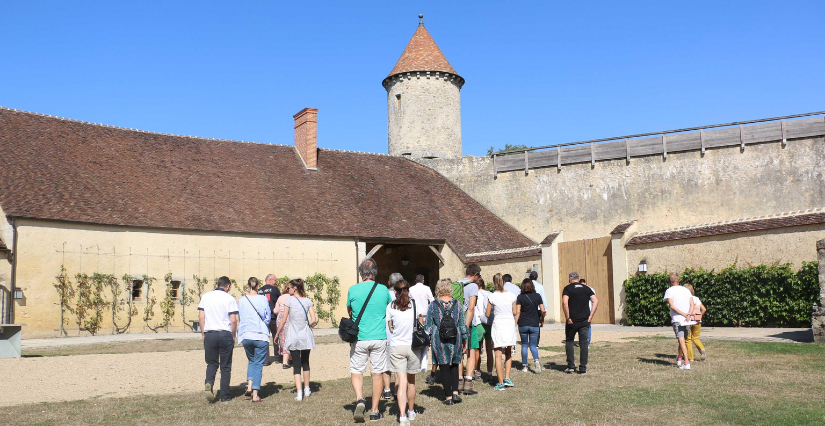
[638,260,648,273]
[401,255,410,267]
[13,289,24,299]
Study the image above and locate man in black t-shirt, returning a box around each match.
[562,272,598,374]
[257,274,281,365]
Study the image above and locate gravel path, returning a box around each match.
[1,325,812,407]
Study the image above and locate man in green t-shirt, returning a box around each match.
[347,258,392,422]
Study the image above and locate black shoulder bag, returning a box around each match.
[411,300,431,348]
[339,282,379,343]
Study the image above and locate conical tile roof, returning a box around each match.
[386,22,461,79]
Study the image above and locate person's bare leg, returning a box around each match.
[466,348,477,379]
[504,347,512,380]
[303,370,311,391]
[351,373,364,400]
[396,370,408,418]
[678,337,689,364]
[494,348,504,385]
[370,372,383,413]
[383,371,391,394]
[251,389,260,402]
[407,374,416,413]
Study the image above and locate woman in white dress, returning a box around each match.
[485,273,517,391]
[275,278,318,401]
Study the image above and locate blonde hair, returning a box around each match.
[683,283,695,296]
[436,278,453,298]
[492,273,505,292]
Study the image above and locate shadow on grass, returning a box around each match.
[544,362,569,372]
[637,357,672,366]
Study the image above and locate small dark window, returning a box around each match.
[132,280,143,300]
[395,94,402,110]
[170,281,181,300]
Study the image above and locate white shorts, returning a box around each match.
[389,345,422,374]
[349,339,388,374]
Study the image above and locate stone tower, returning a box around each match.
[383,15,464,159]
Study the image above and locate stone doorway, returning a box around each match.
[364,243,442,289]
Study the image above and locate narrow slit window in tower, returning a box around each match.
[395,94,402,110]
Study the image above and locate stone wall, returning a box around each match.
[386,74,462,159]
[421,136,825,244]
[814,239,825,344]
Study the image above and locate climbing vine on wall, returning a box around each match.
[53,266,75,337]
[112,274,138,334]
[305,273,341,327]
[141,275,159,331]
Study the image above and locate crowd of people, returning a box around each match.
[195,259,704,423]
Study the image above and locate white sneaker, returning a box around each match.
[520,366,529,373]
[407,410,417,421]
[700,349,707,361]
[679,363,691,370]
[676,359,683,367]
[534,360,542,374]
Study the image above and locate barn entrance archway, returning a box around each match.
[365,243,442,289]
[557,236,614,324]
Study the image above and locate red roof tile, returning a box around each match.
[386,24,460,79]
[626,211,825,246]
[0,107,537,261]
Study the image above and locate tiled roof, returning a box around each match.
[626,209,825,246]
[0,107,537,261]
[386,24,460,79]
[610,221,636,235]
[540,232,562,245]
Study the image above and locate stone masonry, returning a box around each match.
[813,239,825,343]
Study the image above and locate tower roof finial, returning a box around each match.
[419,14,424,26]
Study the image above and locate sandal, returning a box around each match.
[251,397,262,403]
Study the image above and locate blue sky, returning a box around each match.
[1,1,823,156]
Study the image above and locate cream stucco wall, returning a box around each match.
[627,224,825,275]
[439,245,541,288]
[12,219,359,338]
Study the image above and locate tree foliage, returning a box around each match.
[624,262,821,327]
[487,143,529,156]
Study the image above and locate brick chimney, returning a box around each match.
[293,108,319,170]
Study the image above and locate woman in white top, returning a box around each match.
[684,284,707,361]
[485,273,517,391]
[386,280,421,426]
[275,279,318,401]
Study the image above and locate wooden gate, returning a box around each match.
[558,236,614,324]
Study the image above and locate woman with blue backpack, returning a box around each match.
[425,278,469,405]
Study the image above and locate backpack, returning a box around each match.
[451,281,465,307]
[436,300,458,341]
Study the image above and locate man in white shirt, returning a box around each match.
[198,276,239,402]
[663,274,695,370]
[530,271,548,322]
[408,274,434,373]
[502,274,521,296]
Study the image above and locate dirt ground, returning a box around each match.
[0,328,664,407]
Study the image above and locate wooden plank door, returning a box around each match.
[558,236,614,324]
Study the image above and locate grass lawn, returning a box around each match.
[7,338,825,425]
